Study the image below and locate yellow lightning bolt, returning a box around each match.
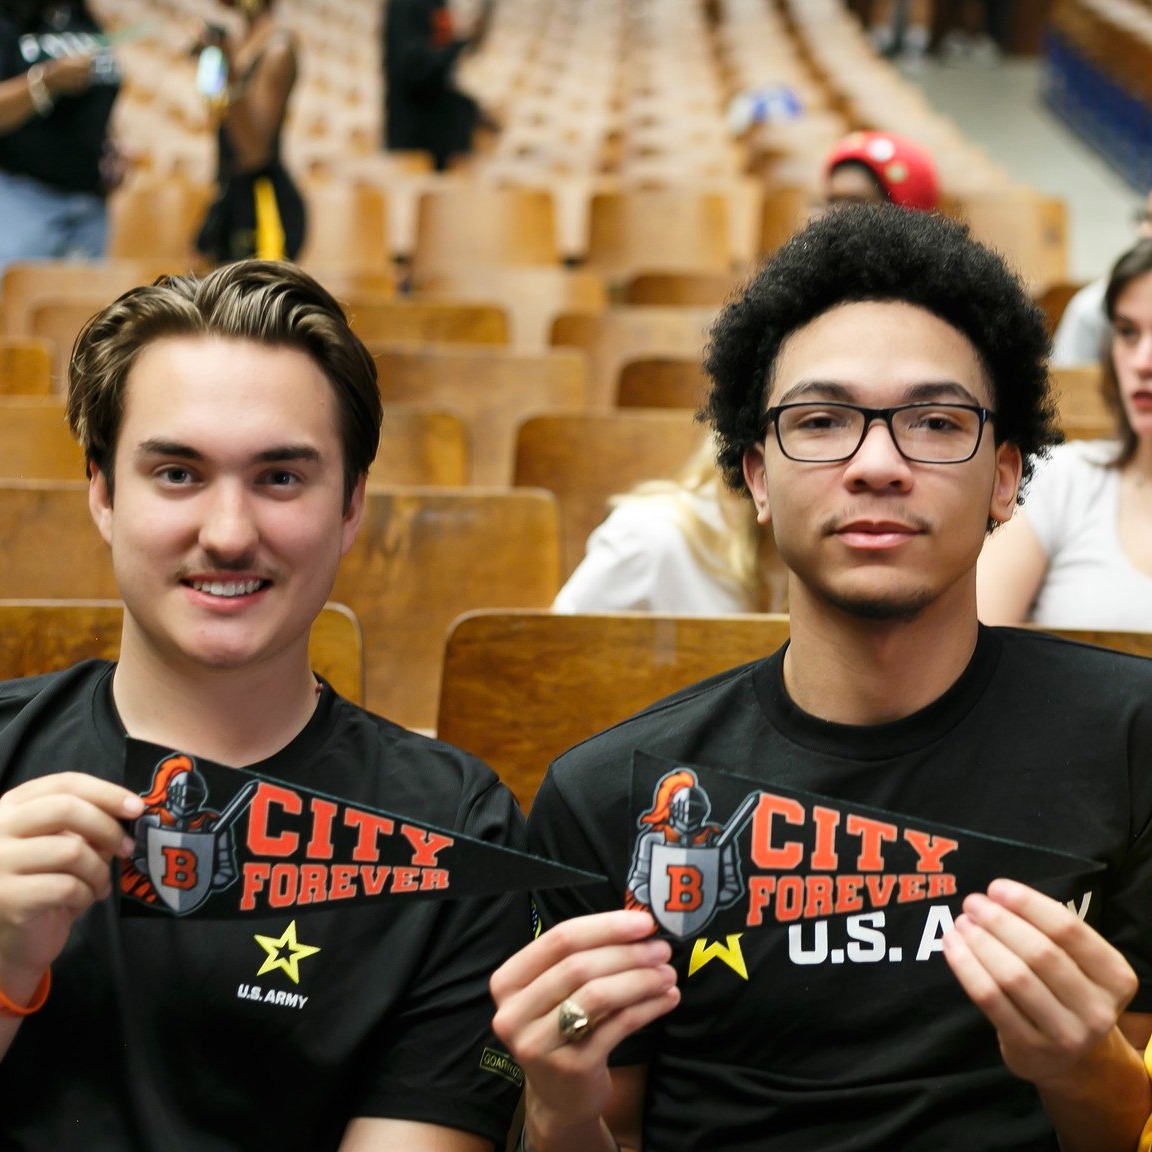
[688,933,748,979]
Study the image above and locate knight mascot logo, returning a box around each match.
[121,754,256,915]
[626,768,757,937]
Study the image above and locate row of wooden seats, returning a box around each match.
[0,482,559,733]
[0,600,365,705]
[8,600,1147,814]
[437,610,1152,811]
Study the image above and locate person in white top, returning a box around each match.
[979,238,1152,628]
[553,437,787,615]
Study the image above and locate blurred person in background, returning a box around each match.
[193,0,305,266]
[555,437,787,615]
[0,0,123,275]
[823,129,940,212]
[1051,189,1152,367]
[383,0,493,172]
[979,239,1152,628]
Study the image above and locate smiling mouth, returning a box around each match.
[187,579,269,598]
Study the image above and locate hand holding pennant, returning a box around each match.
[118,739,602,918]
[626,751,1105,941]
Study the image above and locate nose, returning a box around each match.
[841,417,914,491]
[198,482,259,562]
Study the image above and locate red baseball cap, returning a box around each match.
[825,131,940,212]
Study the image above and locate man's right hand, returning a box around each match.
[0,773,143,1008]
[490,909,679,1150]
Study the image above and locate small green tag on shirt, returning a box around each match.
[480,1047,524,1088]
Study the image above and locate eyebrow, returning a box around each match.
[772,380,988,408]
[134,440,323,465]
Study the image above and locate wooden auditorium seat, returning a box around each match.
[297,181,391,275]
[616,356,710,409]
[1050,365,1111,441]
[0,400,86,480]
[0,338,54,395]
[437,610,793,810]
[412,263,608,350]
[2,259,182,338]
[370,405,470,487]
[330,487,562,732]
[0,600,365,704]
[106,177,212,263]
[512,410,704,578]
[372,347,587,485]
[550,306,717,408]
[622,271,741,307]
[583,188,732,288]
[411,185,561,280]
[349,299,510,346]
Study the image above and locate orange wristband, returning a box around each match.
[0,969,50,1018]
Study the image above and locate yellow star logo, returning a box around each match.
[253,920,321,985]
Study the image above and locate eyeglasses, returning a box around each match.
[761,402,995,464]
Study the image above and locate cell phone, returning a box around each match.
[195,43,227,101]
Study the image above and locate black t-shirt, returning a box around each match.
[0,662,529,1151]
[0,5,119,193]
[530,627,1152,1151]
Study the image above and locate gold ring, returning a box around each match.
[557,998,592,1043]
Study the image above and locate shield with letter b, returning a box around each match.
[649,841,721,937]
[145,825,216,915]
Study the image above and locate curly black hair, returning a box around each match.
[702,202,1058,499]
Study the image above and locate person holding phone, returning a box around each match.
[193,0,305,266]
[0,0,124,275]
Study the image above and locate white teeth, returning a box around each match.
[191,579,264,597]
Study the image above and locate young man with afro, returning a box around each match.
[490,203,1152,1152]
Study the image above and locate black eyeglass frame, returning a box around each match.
[759,401,996,464]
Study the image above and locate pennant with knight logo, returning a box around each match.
[119,739,602,918]
[627,752,1104,941]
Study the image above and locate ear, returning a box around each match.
[89,465,114,546]
[340,474,367,556]
[742,445,772,525]
[989,441,1022,525]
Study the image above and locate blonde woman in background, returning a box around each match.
[553,437,787,614]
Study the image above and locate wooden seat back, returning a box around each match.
[371,405,470,486]
[0,399,86,480]
[550,306,716,408]
[373,347,587,484]
[0,600,365,704]
[347,298,510,346]
[413,262,607,350]
[412,185,560,279]
[584,189,731,287]
[106,178,213,262]
[622,271,741,307]
[298,182,391,273]
[616,356,710,409]
[0,338,54,395]
[437,610,793,810]
[1050,365,1112,440]
[513,410,704,578]
[331,488,561,731]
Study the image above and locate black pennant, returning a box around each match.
[626,751,1104,940]
[119,739,602,918]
